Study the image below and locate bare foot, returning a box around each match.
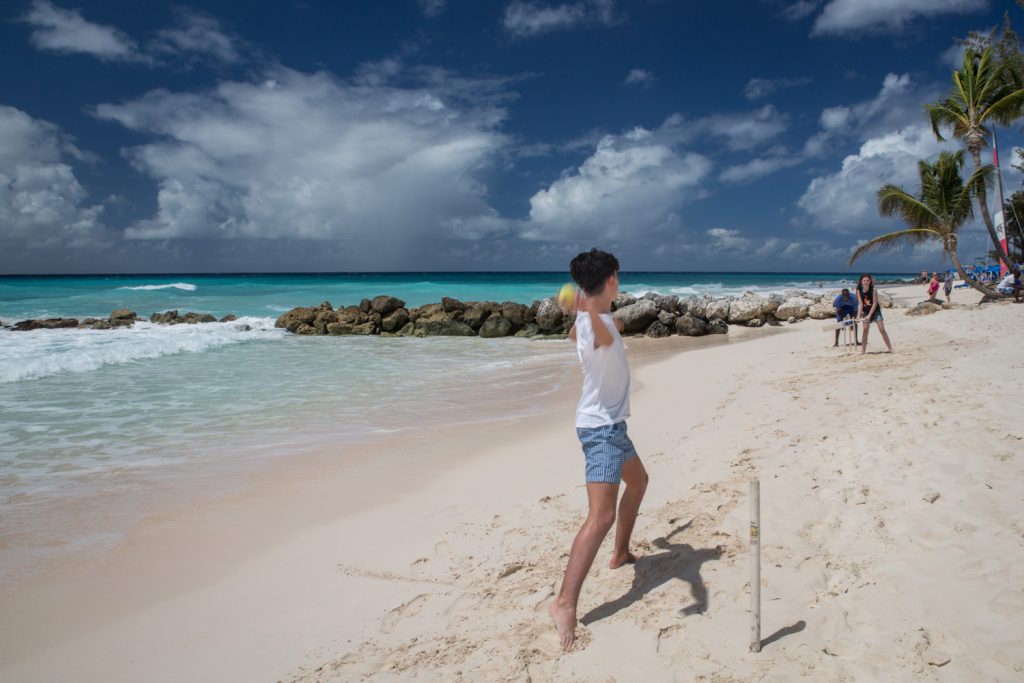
[548,599,577,651]
[609,551,637,569]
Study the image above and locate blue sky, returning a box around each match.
[1,0,1022,273]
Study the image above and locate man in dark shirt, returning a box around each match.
[833,288,859,347]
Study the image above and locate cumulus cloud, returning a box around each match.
[502,0,618,38]
[151,10,242,65]
[781,1,821,21]
[623,68,654,87]
[92,66,513,250]
[743,76,811,100]
[0,105,106,246]
[522,126,711,241]
[811,0,987,36]
[19,0,145,62]
[796,123,955,232]
[665,105,789,152]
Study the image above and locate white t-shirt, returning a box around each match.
[997,273,1016,289]
[574,311,631,428]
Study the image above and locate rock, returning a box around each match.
[879,291,894,308]
[727,296,764,323]
[706,318,729,335]
[763,293,784,317]
[14,318,79,331]
[614,299,659,334]
[907,302,942,316]
[535,298,564,333]
[235,324,252,332]
[441,296,465,313]
[336,306,369,324]
[358,298,372,314]
[318,300,333,310]
[922,491,940,503]
[326,321,376,335]
[704,298,731,321]
[514,323,541,338]
[746,317,765,327]
[275,307,316,331]
[380,308,410,333]
[654,295,680,314]
[409,303,444,320]
[311,309,338,334]
[499,302,527,329]
[924,649,951,667]
[219,314,237,322]
[808,301,835,320]
[612,293,637,311]
[480,314,513,338]
[111,317,135,328]
[681,296,706,319]
[657,310,678,328]
[110,309,136,321]
[415,313,474,336]
[645,320,672,338]
[182,312,216,324]
[90,319,113,330]
[787,316,797,324]
[371,295,405,316]
[675,315,707,336]
[461,306,491,331]
[293,323,317,335]
[775,297,814,320]
[381,321,416,338]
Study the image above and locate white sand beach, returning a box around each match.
[2,283,1022,682]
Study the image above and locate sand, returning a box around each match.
[2,283,1023,682]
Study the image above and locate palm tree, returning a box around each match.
[849,150,997,298]
[926,47,1024,269]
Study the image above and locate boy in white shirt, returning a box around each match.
[548,248,649,651]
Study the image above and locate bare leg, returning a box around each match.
[610,456,648,568]
[860,321,871,354]
[549,482,618,650]
[876,320,893,352]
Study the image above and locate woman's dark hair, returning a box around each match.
[858,273,874,293]
[570,248,620,295]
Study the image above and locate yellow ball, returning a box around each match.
[557,283,578,310]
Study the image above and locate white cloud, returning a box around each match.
[19,0,145,62]
[940,42,967,68]
[720,156,802,184]
[670,105,788,152]
[502,0,618,38]
[811,0,987,36]
[797,123,955,232]
[0,105,106,246]
[151,11,241,64]
[743,77,811,100]
[522,126,711,241]
[92,66,512,247]
[418,0,448,17]
[624,69,654,87]
[782,1,821,21]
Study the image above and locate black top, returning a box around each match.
[859,285,874,311]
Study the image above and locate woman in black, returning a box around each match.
[856,273,893,354]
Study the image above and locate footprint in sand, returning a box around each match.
[380,593,432,634]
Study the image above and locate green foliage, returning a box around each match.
[850,151,990,265]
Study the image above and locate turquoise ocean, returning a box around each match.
[0,272,911,578]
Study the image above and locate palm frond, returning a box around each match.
[848,229,943,266]
[877,185,938,229]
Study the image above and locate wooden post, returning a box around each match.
[750,479,762,653]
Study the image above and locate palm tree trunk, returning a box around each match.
[970,146,1016,269]
[947,235,1000,298]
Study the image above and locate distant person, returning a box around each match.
[920,270,928,284]
[943,271,953,302]
[996,268,1023,302]
[832,288,859,347]
[856,273,893,354]
[551,248,648,651]
[927,273,940,301]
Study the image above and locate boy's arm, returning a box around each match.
[577,294,614,348]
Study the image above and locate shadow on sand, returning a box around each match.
[581,522,724,625]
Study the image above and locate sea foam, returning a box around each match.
[0,317,279,384]
[118,282,198,291]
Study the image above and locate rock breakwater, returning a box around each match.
[274,290,896,339]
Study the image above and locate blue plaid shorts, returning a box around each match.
[576,421,637,484]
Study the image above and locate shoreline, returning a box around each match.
[0,324,785,680]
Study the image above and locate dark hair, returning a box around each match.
[569,248,620,295]
[856,272,872,294]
